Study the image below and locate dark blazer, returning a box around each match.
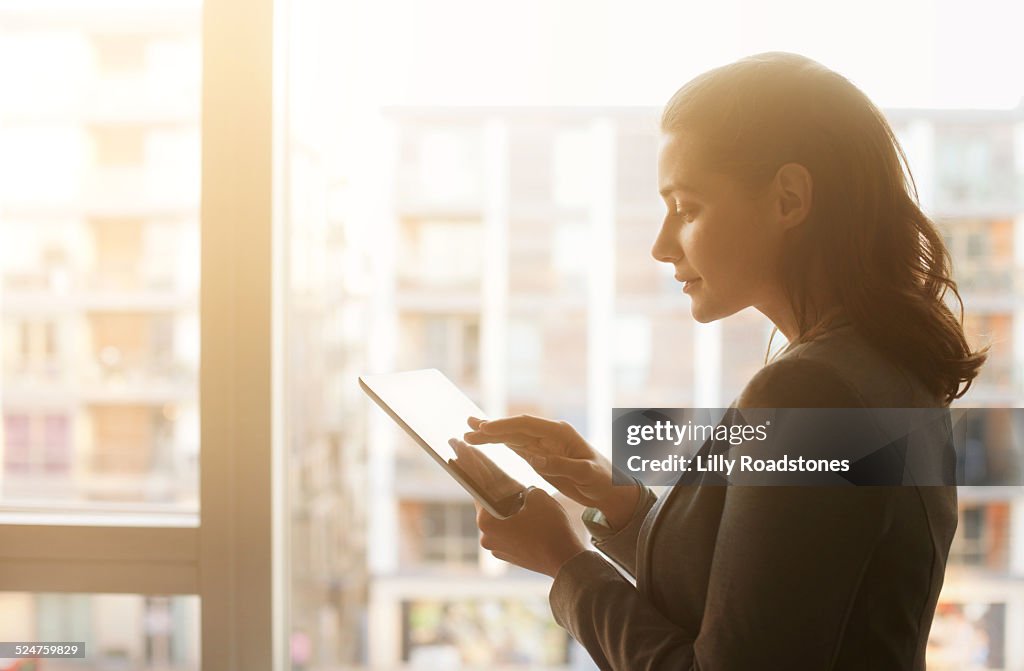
[549,320,958,670]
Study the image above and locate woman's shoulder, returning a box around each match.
[736,353,866,408]
[738,324,941,409]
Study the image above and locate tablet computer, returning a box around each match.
[359,368,546,519]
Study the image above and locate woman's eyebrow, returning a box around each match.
[659,183,702,198]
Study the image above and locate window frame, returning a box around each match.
[0,0,285,669]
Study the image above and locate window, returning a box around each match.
[0,593,199,669]
[949,503,1010,569]
[398,313,481,388]
[91,126,147,168]
[3,319,61,379]
[3,413,33,474]
[397,217,484,289]
[3,1,1023,670]
[0,1,214,668]
[935,123,1018,206]
[89,217,145,289]
[398,501,479,567]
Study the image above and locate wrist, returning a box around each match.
[598,481,642,531]
[549,541,588,579]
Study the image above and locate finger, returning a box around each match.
[524,485,550,504]
[463,431,539,449]
[518,486,561,514]
[465,432,569,460]
[476,414,570,439]
[453,439,524,482]
[476,505,497,529]
[529,454,599,484]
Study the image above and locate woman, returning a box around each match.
[457,52,988,669]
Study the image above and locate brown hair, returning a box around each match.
[661,51,987,404]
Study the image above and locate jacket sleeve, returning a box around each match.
[550,487,892,670]
[548,357,886,670]
[580,477,658,578]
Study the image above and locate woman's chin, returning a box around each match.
[689,303,713,323]
[693,314,715,325]
[688,298,728,324]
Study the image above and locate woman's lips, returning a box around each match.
[682,279,702,294]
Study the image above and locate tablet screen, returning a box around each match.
[359,369,550,513]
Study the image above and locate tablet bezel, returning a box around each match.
[358,371,528,519]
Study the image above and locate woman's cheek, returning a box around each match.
[680,222,704,264]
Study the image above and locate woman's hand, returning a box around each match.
[475,486,588,578]
[463,414,641,531]
[447,437,525,503]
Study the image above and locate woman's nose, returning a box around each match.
[650,224,682,264]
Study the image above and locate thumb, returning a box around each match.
[523,485,552,506]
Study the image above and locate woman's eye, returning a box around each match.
[664,199,698,224]
[672,206,697,223]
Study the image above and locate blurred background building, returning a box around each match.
[2,2,1024,670]
[0,3,201,670]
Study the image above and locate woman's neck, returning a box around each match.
[757,294,846,342]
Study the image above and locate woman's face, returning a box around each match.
[652,131,788,324]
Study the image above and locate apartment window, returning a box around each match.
[398,313,480,387]
[950,502,1011,569]
[4,413,32,473]
[938,218,1014,294]
[90,312,151,377]
[399,501,479,566]
[5,318,61,377]
[90,217,145,289]
[935,124,1017,205]
[11,593,200,669]
[91,125,147,167]
[966,230,989,259]
[42,414,70,473]
[398,218,483,289]
[3,412,71,476]
[964,312,1013,391]
[90,404,156,477]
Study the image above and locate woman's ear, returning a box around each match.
[774,162,813,231]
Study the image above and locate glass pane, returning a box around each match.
[279,1,1024,670]
[0,593,199,670]
[0,3,201,510]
